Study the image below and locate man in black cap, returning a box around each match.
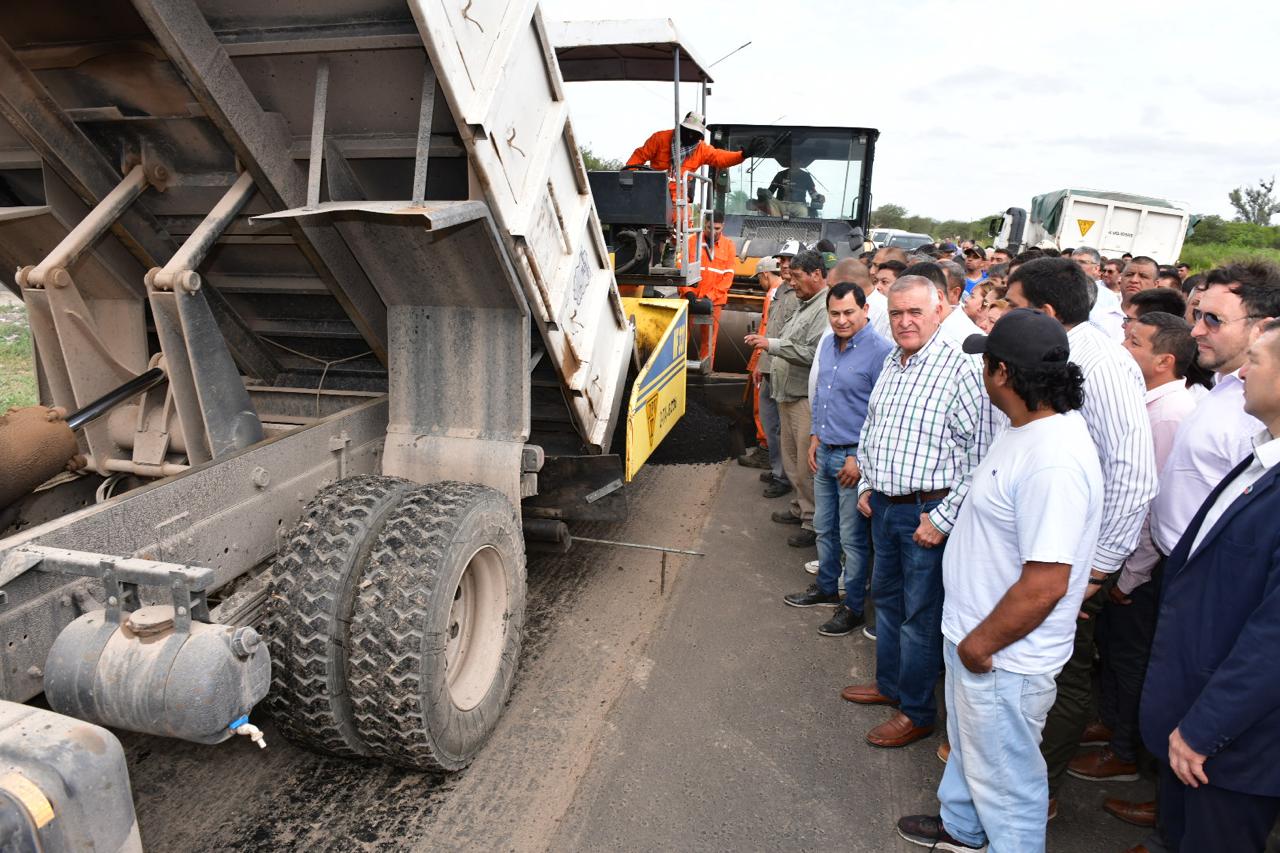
[897,309,1104,853]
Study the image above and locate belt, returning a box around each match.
[879,488,950,505]
[821,442,858,450]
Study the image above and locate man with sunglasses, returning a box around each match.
[1149,262,1280,565]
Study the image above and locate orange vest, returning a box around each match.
[686,233,736,307]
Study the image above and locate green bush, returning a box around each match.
[0,302,37,411]
[1177,243,1280,274]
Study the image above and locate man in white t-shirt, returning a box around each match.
[897,308,1104,853]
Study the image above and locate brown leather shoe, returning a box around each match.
[840,683,898,705]
[866,711,934,748]
[1080,719,1114,747]
[936,741,951,763]
[1067,747,1140,782]
[1103,798,1156,828]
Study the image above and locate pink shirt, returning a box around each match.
[1118,380,1201,594]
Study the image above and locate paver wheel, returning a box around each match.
[346,481,526,771]
[265,475,413,756]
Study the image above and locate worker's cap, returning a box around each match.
[939,242,959,254]
[680,111,708,135]
[962,308,1070,368]
[775,239,801,258]
[1035,238,1059,250]
[755,257,781,275]
[963,246,986,259]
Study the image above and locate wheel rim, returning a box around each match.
[444,545,508,712]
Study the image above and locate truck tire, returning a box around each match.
[265,475,413,756]
[346,481,525,771]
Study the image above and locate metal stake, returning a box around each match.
[572,536,703,557]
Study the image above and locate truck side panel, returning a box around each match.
[409,0,632,453]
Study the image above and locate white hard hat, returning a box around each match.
[680,111,707,135]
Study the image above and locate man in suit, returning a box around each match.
[1140,318,1280,852]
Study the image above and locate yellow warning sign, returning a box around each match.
[1077,219,1096,236]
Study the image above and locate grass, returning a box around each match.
[0,301,38,411]
[1178,243,1280,274]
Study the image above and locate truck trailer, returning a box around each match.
[0,3,692,847]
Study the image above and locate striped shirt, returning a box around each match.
[1066,322,1158,572]
[857,332,992,534]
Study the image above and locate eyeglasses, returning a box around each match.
[1192,309,1260,331]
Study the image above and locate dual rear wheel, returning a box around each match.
[266,476,525,771]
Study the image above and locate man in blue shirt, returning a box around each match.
[783,282,894,636]
[963,247,989,295]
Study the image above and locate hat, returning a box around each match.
[755,257,781,275]
[963,246,986,259]
[680,111,707,135]
[775,239,801,258]
[822,251,838,271]
[939,242,959,254]
[962,308,1069,367]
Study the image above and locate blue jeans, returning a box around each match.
[759,377,788,484]
[938,639,1058,852]
[812,443,870,613]
[869,492,945,726]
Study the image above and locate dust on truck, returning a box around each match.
[0,1,689,846]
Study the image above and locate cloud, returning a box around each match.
[544,0,1280,221]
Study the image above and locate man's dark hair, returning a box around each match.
[827,281,867,308]
[815,238,836,253]
[1130,288,1187,318]
[988,262,1009,279]
[983,354,1085,413]
[791,248,826,275]
[1008,257,1093,325]
[1103,259,1124,271]
[878,259,907,276]
[711,210,726,224]
[1061,247,1074,256]
[1010,247,1044,271]
[1129,255,1158,269]
[1182,273,1205,295]
[1041,247,1062,258]
[1156,271,1183,289]
[902,261,946,295]
[1136,312,1213,390]
[1122,252,1134,260]
[1203,260,1280,319]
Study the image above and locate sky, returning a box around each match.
[543,0,1280,223]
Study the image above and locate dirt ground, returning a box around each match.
[124,462,724,852]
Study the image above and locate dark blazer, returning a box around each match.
[1141,453,1280,796]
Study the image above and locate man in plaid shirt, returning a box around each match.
[840,275,995,749]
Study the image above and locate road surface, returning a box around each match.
[127,461,1154,852]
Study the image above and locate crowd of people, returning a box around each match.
[734,239,1280,852]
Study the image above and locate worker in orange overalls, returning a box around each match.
[741,255,785,460]
[679,211,736,366]
[626,112,756,223]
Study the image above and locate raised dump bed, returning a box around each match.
[0,0,688,805]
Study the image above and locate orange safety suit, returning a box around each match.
[679,232,736,366]
[748,281,781,446]
[626,130,745,217]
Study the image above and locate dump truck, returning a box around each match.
[989,188,1194,264]
[0,3,692,846]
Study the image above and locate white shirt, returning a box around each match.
[936,305,984,350]
[1067,323,1159,572]
[942,412,1104,675]
[867,289,890,339]
[1090,280,1125,343]
[1150,370,1263,555]
[1116,379,1201,594]
[1189,429,1280,555]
